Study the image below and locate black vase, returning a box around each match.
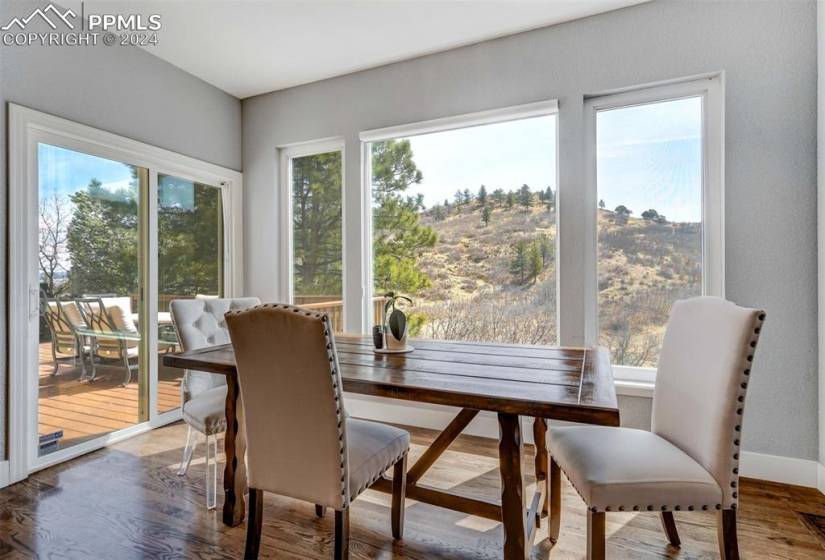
[372,325,384,349]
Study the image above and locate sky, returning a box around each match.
[396,95,702,223]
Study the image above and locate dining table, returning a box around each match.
[163,334,620,560]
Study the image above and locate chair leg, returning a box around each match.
[661,511,681,547]
[315,504,326,518]
[177,425,198,476]
[548,456,561,543]
[391,453,407,540]
[244,488,263,560]
[717,509,739,560]
[334,509,350,560]
[587,511,606,560]
[205,433,218,510]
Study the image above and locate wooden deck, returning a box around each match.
[39,342,182,451]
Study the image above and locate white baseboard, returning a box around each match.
[346,393,824,492]
[0,460,9,489]
[818,461,825,494]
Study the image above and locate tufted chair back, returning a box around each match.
[652,296,765,510]
[170,297,261,403]
[225,304,350,510]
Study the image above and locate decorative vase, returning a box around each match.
[384,323,408,351]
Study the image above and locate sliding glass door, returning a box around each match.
[37,144,149,455]
[157,174,225,413]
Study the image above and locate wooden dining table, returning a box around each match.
[163,334,620,560]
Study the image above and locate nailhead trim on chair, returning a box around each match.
[557,307,766,514]
[226,303,349,509]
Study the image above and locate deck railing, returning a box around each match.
[294,296,385,333]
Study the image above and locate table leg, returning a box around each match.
[532,418,549,520]
[499,413,527,560]
[223,372,247,526]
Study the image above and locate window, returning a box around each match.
[588,78,723,378]
[280,142,344,331]
[365,109,558,345]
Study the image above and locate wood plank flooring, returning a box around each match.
[1,421,824,559]
[39,342,182,449]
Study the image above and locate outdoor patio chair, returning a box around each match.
[40,295,88,376]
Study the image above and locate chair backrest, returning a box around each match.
[170,297,260,400]
[225,303,349,510]
[651,296,765,509]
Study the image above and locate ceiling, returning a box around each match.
[98,1,648,99]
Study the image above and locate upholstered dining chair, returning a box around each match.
[225,303,410,560]
[547,297,765,560]
[169,296,260,509]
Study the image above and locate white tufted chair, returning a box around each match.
[547,297,765,560]
[225,303,410,560]
[170,296,260,509]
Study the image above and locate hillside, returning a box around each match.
[408,200,700,366]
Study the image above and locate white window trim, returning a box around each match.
[358,100,559,335]
[583,75,725,385]
[7,104,243,486]
[277,138,346,309]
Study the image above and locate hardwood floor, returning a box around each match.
[39,342,182,449]
[1,421,825,559]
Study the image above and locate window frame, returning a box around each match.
[358,100,560,340]
[277,138,346,309]
[583,75,725,384]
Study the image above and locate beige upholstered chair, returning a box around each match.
[225,303,410,560]
[170,296,261,509]
[76,296,141,384]
[547,297,765,560]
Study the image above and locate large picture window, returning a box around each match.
[588,77,723,378]
[367,113,558,345]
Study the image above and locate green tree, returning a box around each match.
[481,205,491,226]
[432,204,446,221]
[372,140,437,294]
[518,184,532,209]
[537,233,553,264]
[614,204,632,216]
[510,240,527,284]
[477,185,487,207]
[291,152,343,296]
[463,188,472,205]
[492,188,505,207]
[528,241,543,282]
[67,177,139,296]
[544,186,555,212]
[599,199,606,209]
[506,191,515,209]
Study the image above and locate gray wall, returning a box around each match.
[0,0,242,459]
[243,0,818,460]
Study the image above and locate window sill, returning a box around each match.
[615,380,655,398]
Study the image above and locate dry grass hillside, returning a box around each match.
[408,199,700,367]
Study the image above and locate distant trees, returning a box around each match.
[481,205,491,226]
[492,188,505,207]
[477,185,487,207]
[641,208,668,224]
[599,199,606,209]
[39,192,71,296]
[518,184,532,209]
[506,191,515,209]
[539,186,555,212]
[510,235,552,285]
[614,205,632,216]
[432,204,446,221]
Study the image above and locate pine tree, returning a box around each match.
[463,188,472,205]
[518,184,532,209]
[599,199,606,209]
[528,241,543,282]
[510,241,527,284]
[481,205,491,226]
[477,185,487,207]
[544,187,555,212]
[492,188,505,207]
[506,191,515,209]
